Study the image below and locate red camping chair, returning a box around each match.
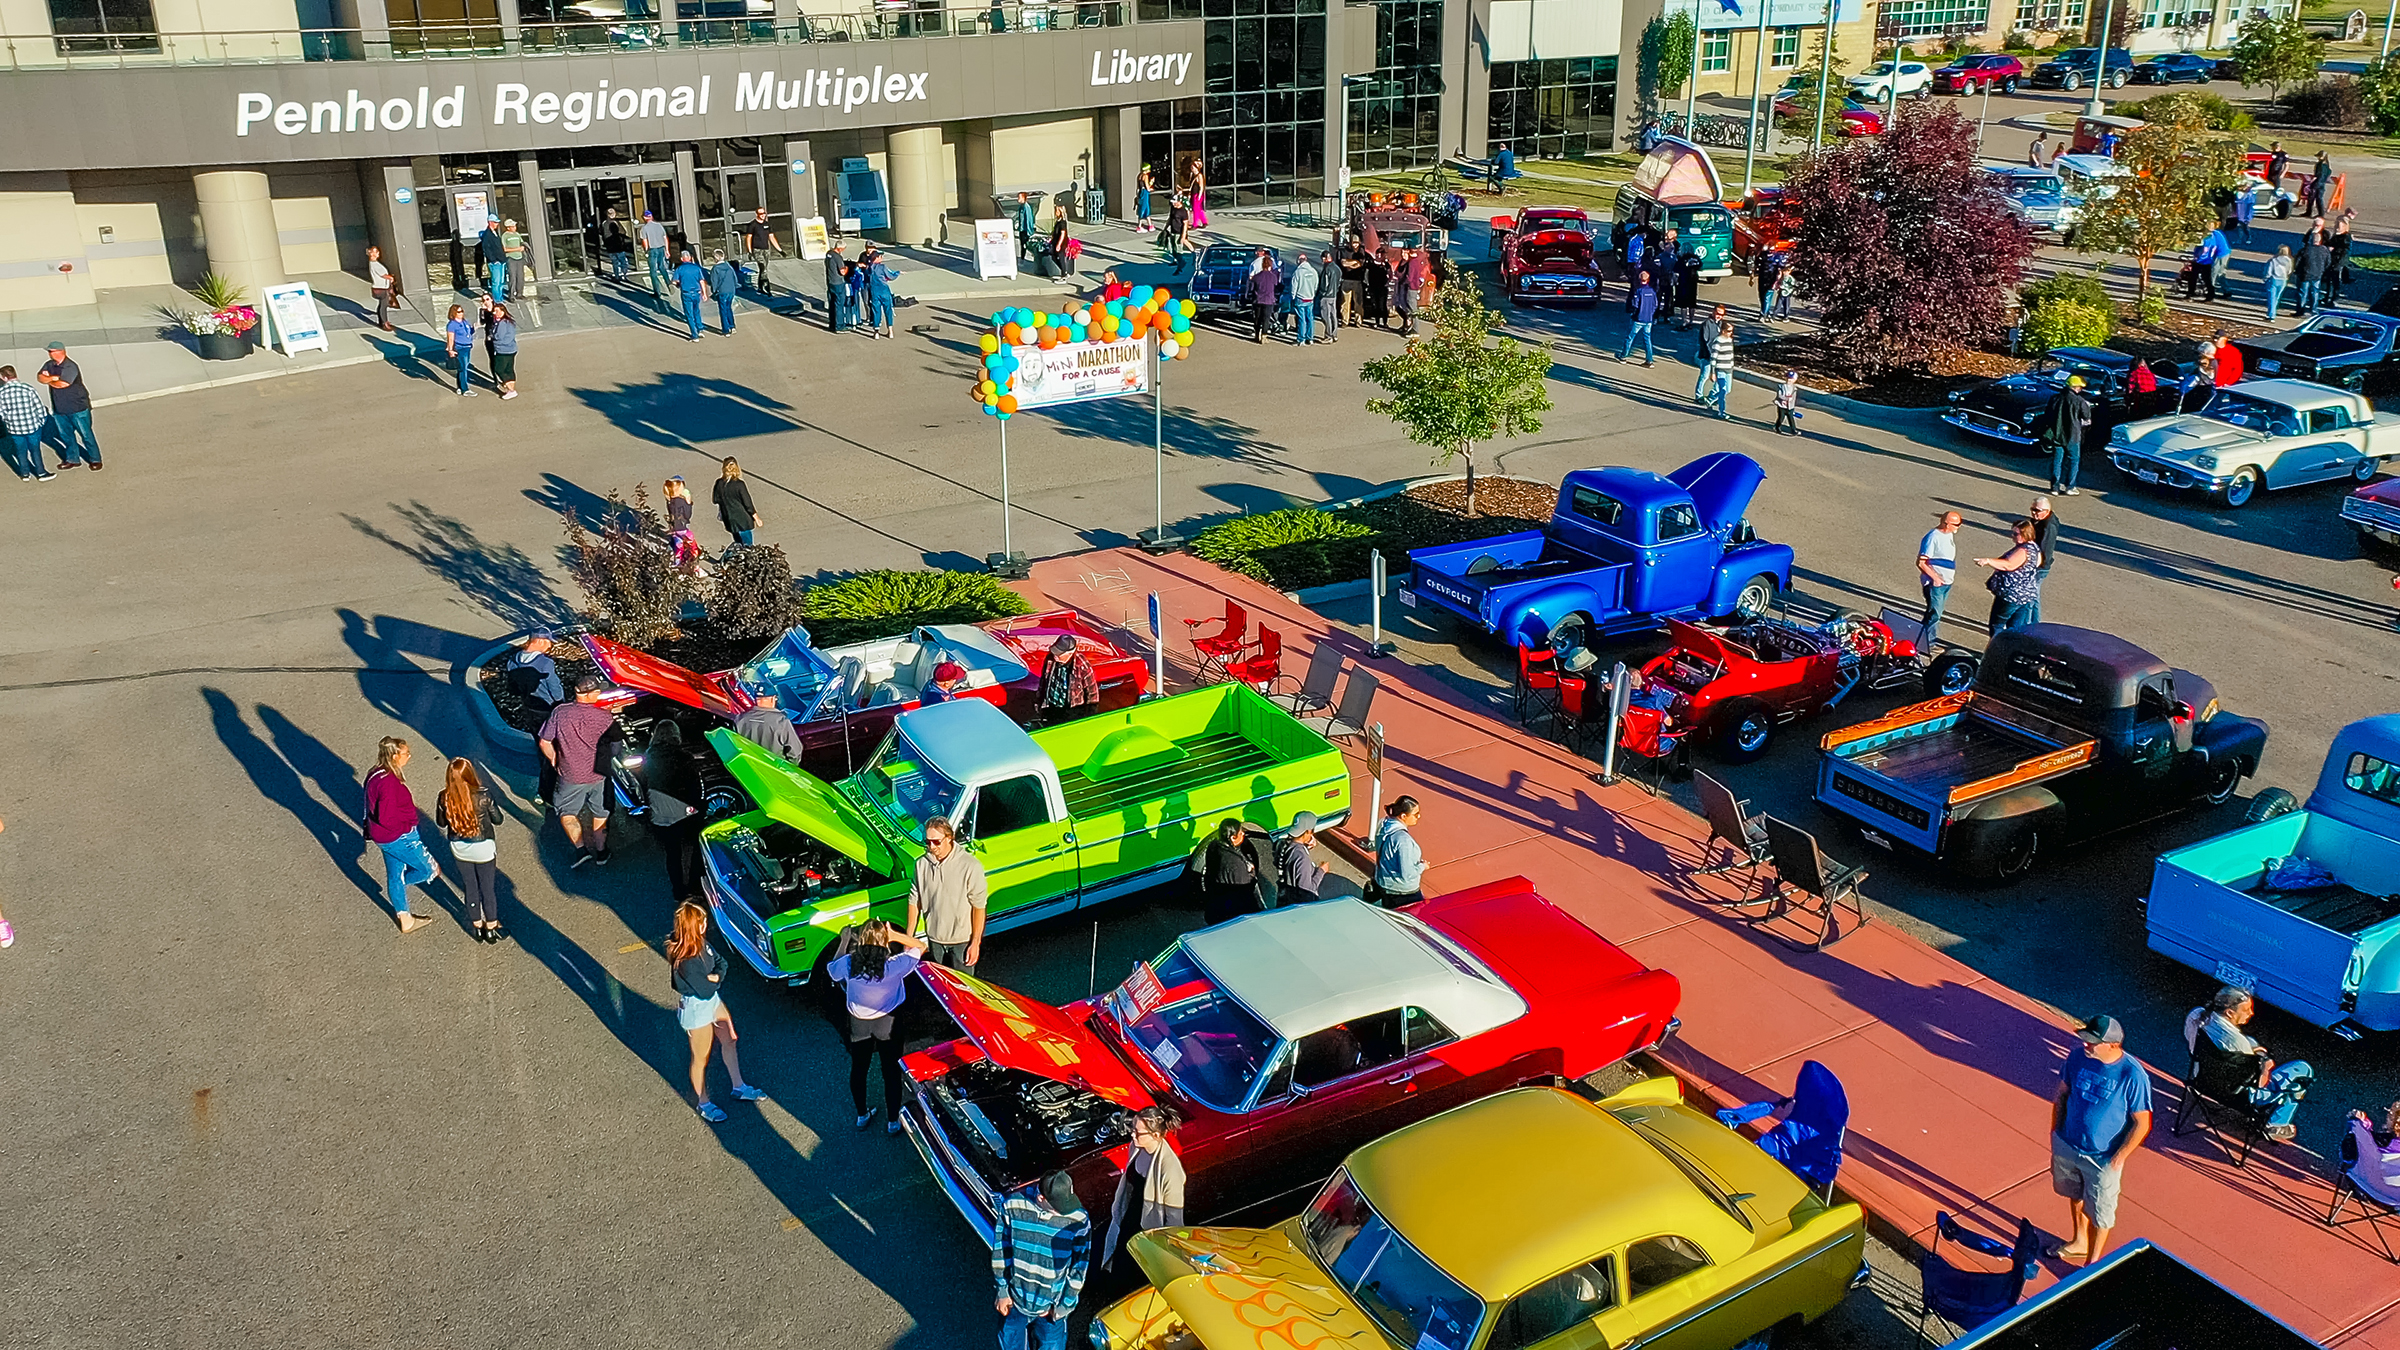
[1516,644,1565,729]
[1225,627,1285,692]
[1184,599,1250,683]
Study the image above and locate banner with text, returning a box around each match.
[1007,337,1150,409]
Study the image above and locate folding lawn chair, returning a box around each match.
[1272,640,1344,716]
[1692,770,1771,879]
[1183,598,1249,684]
[1761,816,1870,950]
[1300,668,1379,744]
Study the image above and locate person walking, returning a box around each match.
[1392,248,1424,337]
[672,249,707,341]
[601,208,635,282]
[1918,511,1961,648]
[667,900,768,1123]
[0,816,12,948]
[1404,248,1434,336]
[538,675,617,868]
[1186,160,1210,229]
[1338,240,1366,327]
[2029,496,2062,625]
[1704,321,1737,420]
[2191,227,2229,303]
[37,342,101,469]
[1247,250,1277,343]
[865,250,899,339]
[367,245,397,332]
[2232,181,2255,245]
[2183,986,2312,1143]
[663,475,698,566]
[2027,131,2050,168]
[643,719,708,900]
[737,207,781,297]
[732,691,805,763]
[2050,1013,2153,1265]
[1290,252,1320,345]
[1160,190,1190,273]
[826,919,928,1134]
[1364,247,1391,327]
[442,305,478,397]
[706,250,741,336]
[1101,1105,1186,1270]
[993,1171,1092,1350]
[2308,149,2333,218]
[639,211,671,295]
[484,301,520,400]
[2043,373,2093,495]
[437,757,506,943]
[714,456,760,545]
[501,218,530,304]
[1135,163,1155,233]
[1772,369,1802,436]
[2328,209,2357,309]
[1620,271,1659,365]
[1012,191,1038,258]
[1276,812,1326,904]
[362,736,438,935]
[0,365,53,482]
[477,217,508,302]
[907,814,989,970]
[1755,249,1782,322]
[2266,141,2289,198]
[1975,519,2044,634]
[1036,633,1099,724]
[2264,245,2292,321]
[1314,250,1340,343]
[823,242,849,333]
[2299,232,2332,314]
[1369,796,1426,907]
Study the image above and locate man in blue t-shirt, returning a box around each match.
[2050,1014,2153,1265]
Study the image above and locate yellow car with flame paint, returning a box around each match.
[1089,1079,1867,1350]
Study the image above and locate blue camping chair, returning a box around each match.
[1716,1060,1849,1201]
[1915,1210,2041,1344]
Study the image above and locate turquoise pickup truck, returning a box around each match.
[699,681,1352,984]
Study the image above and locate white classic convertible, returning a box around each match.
[2107,378,2385,507]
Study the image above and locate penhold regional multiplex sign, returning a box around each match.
[0,21,1205,173]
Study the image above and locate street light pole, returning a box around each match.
[2383,0,2396,60]
[1685,0,1703,131]
[1743,0,1771,192]
[1812,0,1834,150]
[2083,0,2118,117]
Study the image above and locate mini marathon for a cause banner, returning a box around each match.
[1005,337,1150,409]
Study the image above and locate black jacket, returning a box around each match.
[601,218,632,251]
[2044,387,2092,445]
[712,476,758,533]
[478,228,505,263]
[2300,242,2332,282]
[2030,512,2061,573]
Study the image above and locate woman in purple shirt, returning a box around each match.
[443,304,477,397]
[364,736,438,933]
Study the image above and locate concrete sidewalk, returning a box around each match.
[1024,545,2400,1350]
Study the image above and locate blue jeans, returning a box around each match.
[732,528,755,546]
[2030,571,2050,624]
[680,292,704,338]
[1621,321,1655,362]
[2249,1061,2312,1129]
[998,1308,1068,1350]
[2300,278,2322,312]
[2265,278,2286,319]
[646,246,669,294]
[717,296,736,334]
[1695,361,1713,401]
[1294,303,1315,343]
[50,410,99,465]
[610,250,633,280]
[2051,436,2081,492]
[486,261,507,301]
[871,294,894,328]
[4,429,45,477]
[1712,370,1732,418]
[452,348,473,393]
[377,829,438,917]
[1920,582,1950,648]
[1990,598,2034,633]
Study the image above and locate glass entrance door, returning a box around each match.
[543,175,659,277]
[697,168,766,256]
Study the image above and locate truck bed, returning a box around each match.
[1843,717,2050,789]
[1822,695,2089,801]
[1056,730,1282,817]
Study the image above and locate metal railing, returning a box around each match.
[0,2,1132,70]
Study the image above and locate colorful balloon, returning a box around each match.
[978,334,999,354]
[998,395,1018,413]
[1178,299,1196,317]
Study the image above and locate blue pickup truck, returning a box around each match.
[2145,715,2400,1038]
[1402,454,1793,649]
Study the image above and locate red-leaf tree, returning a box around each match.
[1780,102,2036,378]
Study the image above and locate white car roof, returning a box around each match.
[2227,377,2364,409]
[890,697,1047,785]
[1181,898,1529,1042]
[2054,153,2126,177]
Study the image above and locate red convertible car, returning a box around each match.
[899,883,1681,1245]
[1501,208,1603,305]
[1619,612,1979,764]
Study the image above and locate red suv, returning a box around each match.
[1934,53,2024,94]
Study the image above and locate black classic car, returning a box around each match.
[2131,52,2213,84]
[1941,347,2189,454]
[1186,244,1276,316]
[2232,311,2400,393]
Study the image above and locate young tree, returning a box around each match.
[2230,11,2325,101]
[1640,11,1698,105]
[1778,101,2035,378]
[561,484,700,648]
[1775,30,1850,144]
[1361,273,1554,518]
[2359,55,2400,135]
[2070,93,2245,302]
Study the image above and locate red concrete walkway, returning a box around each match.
[1023,547,2399,1347]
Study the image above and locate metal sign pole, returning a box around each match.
[1742,0,1770,194]
[1147,591,1165,697]
[1598,661,1630,784]
[1365,721,1386,843]
[1370,550,1386,654]
[1154,334,1165,543]
[1813,0,1833,150]
[1685,0,1702,129]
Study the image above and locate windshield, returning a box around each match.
[855,728,965,842]
[1302,1171,1482,1350]
[2001,176,2063,205]
[1107,944,1281,1111]
[2307,316,2382,340]
[2202,390,2301,435]
[1670,206,1731,239]
[2030,355,2110,386]
[1862,62,1895,75]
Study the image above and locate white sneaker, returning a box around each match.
[501,390,518,400]
[0,918,14,947]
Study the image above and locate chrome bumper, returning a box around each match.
[1940,410,2040,447]
[699,851,802,984]
[2108,451,2220,491]
[900,1096,1001,1247]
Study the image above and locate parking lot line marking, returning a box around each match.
[618,941,650,954]
[780,1217,803,1232]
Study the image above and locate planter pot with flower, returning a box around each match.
[167,272,260,362]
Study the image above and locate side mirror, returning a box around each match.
[2172,701,2194,720]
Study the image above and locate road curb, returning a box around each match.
[92,351,390,408]
[464,635,541,759]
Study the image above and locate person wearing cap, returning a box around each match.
[738,206,781,298]
[1036,634,1099,725]
[733,691,806,766]
[505,631,566,714]
[2041,373,2092,497]
[674,249,708,341]
[1276,812,1326,903]
[538,675,620,867]
[477,216,508,303]
[918,660,968,705]
[501,218,530,306]
[0,364,54,482]
[36,342,100,471]
[2050,1013,2153,1265]
[639,211,672,297]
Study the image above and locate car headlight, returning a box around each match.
[2110,425,2129,443]
[1948,390,1965,403]
[2193,454,2217,470]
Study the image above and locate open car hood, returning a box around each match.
[1125,1226,1389,1350]
[1663,619,1735,667]
[1667,451,1767,535]
[581,633,741,717]
[915,965,1155,1110]
[704,727,895,872]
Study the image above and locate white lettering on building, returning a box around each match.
[1090,50,1191,87]
[239,86,461,135]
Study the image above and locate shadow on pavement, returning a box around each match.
[344,501,567,633]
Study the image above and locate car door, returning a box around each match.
[960,771,1078,929]
[1219,1008,1424,1216]
[1483,1257,1625,1350]
[2120,677,2178,787]
[2291,403,2367,483]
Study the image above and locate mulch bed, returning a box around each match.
[1404,474,1560,521]
[473,621,776,733]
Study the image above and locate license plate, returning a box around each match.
[2214,958,2259,989]
[2259,359,2281,372]
[2135,469,2160,484]
[1397,588,1417,608]
[1859,828,1894,851]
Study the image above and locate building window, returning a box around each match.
[1488,57,1617,159]
[1877,0,1991,38]
[47,0,159,52]
[1347,0,1445,175]
[1770,27,1801,67]
[1700,30,1730,72]
[1154,1,1327,210]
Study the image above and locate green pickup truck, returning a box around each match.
[699,681,1353,984]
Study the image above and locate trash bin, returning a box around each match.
[1082,186,1107,224]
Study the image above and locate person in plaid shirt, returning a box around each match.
[0,365,52,481]
[993,1170,1090,1350]
[1036,634,1100,725]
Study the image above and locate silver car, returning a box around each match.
[1989,167,2077,234]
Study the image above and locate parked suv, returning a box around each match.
[1934,53,2024,94]
[2132,51,2213,84]
[1848,60,1933,100]
[2031,46,2134,91]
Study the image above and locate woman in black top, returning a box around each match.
[713,457,760,547]
[668,900,765,1123]
[645,720,707,900]
[1200,818,1277,926]
[1364,253,1390,326]
[437,757,506,942]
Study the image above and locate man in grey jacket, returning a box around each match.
[908,816,990,970]
[1290,255,1320,345]
[732,692,806,764]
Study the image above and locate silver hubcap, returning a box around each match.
[1737,719,1769,750]
[1737,581,1772,616]
[2227,474,2255,505]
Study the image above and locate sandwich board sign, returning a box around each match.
[260,282,329,357]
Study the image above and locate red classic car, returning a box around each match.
[899,883,1681,1246]
[2341,473,2400,553]
[1618,613,1978,764]
[1729,187,1799,271]
[582,609,1150,804]
[1501,210,1602,306]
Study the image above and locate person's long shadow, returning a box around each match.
[584,286,688,337]
[360,330,451,386]
[338,609,507,767]
[522,472,616,529]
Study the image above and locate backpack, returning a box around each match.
[503,656,547,697]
